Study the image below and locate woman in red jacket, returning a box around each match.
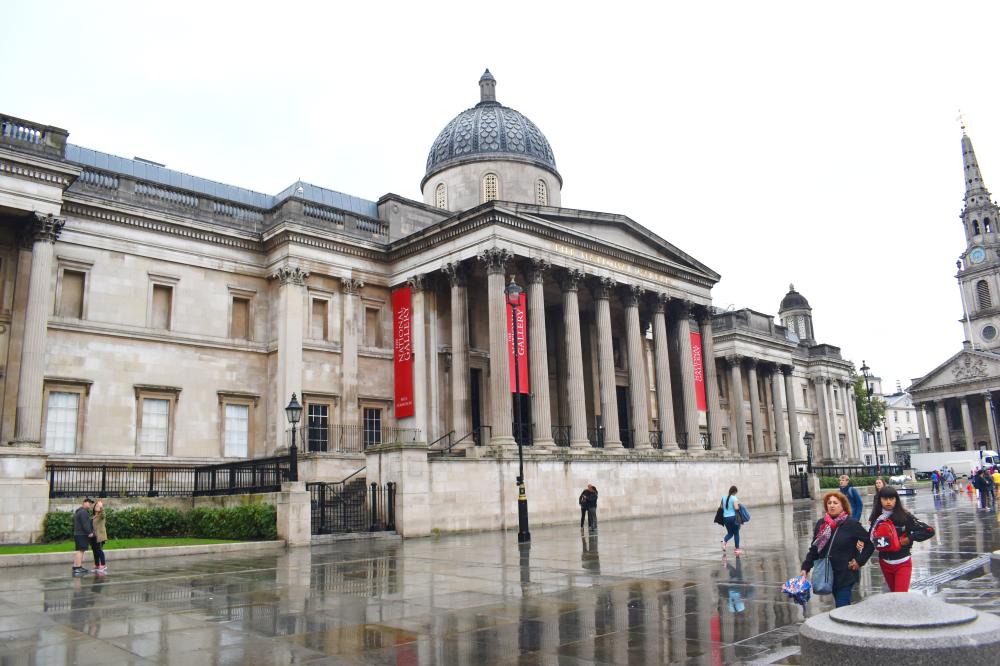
[867,486,934,592]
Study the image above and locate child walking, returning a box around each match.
[868,486,934,592]
[91,500,108,573]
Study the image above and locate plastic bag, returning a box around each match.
[782,576,812,605]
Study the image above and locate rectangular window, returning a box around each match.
[894,411,899,422]
[58,270,85,318]
[802,386,808,407]
[865,454,872,465]
[311,299,329,341]
[223,404,249,457]
[363,407,382,448]
[138,397,170,455]
[906,411,911,423]
[230,297,250,339]
[44,392,79,453]
[151,285,172,330]
[365,306,382,347]
[307,403,329,452]
[833,389,839,409]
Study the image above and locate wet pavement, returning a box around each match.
[0,488,998,665]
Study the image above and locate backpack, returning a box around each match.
[872,520,900,552]
[579,491,588,507]
[909,517,935,542]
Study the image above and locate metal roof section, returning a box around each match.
[65,144,378,217]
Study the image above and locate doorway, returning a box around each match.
[616,386,631,447]
[471,369,482,444]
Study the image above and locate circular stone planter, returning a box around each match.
[800,593,1000,665]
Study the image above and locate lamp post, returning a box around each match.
[859,361,880,473]
[803,431,814,474]
[506,275,530,544]
[285,393,302,482]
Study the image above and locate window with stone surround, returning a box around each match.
[228,287,255,340]
[135,385,180,456]
[55,259,91,319]
[310,295,332,341]
[482,173,499,202]
[435,183,447,209]
[977,280,992,310]
[536,179,547,205]
[42,379,92,454]
[303,393,338,452]
[218,391,257,458]
[147,273,179,330]
[363,407,383,448]
[365,305,383,347]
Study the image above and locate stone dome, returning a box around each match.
[779,284,811,312]
[422,69,560,187]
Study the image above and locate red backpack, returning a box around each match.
[872,520,900,552]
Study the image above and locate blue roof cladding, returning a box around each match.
[65,145,379,218]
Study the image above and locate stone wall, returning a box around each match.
[0,447,49,543]
[48,491,280,514]
[367,443,791,537]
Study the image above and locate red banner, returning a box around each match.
[690,331,707,412]
[506,292,529,393]
[392,287,414,418]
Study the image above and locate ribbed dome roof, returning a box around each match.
[423,70,559,185]
[779,284,811,311]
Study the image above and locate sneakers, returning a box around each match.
[734,548,744,557]
[721,540,727,553]
[95,565,107,573]
[72,566,89,576]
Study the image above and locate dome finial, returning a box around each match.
[479,68,497,104]
[789,283,795,292]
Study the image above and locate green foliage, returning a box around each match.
[819,475,878,489]
[42,504,277,542]
[853,374,887,434]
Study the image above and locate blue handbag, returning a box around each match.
[737,504,750,524]
[811,526,839,595]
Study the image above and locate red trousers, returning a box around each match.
[879,558,913,592]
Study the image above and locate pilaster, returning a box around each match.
[340,276,363,429]
[270,265,309,452]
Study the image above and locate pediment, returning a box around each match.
[909,349,1000,393]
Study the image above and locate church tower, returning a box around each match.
[957,128,1000,349]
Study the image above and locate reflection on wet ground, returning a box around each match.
[0,489,997,664]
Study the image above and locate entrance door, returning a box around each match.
[470,369,482,444]
[616,386,631,447]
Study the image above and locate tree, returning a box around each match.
[853,373,887,434]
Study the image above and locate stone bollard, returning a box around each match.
[800,593,1000,665]
[992,549,1000,578]
[276,481,311,547]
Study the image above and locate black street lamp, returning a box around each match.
[285,393,302,482]
[803,431,814,474]
[859,361,880,473]
[506,275,530,544]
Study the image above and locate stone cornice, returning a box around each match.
[48,318,270,354]
[263,227,387,261]
[0,146,80,185]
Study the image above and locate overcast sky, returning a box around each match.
[4,1,997,392]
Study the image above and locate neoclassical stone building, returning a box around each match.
[909,129,1000,453]
[0,70,862,476]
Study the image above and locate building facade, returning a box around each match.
[0,71,862,472]
[910,129,1000,453]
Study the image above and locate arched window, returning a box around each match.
[482,173,499,202]
[435,183,447,209]
[536,179,548,206]
[977,279,992,309]
[986,217,993,233]
[974,220,981,235]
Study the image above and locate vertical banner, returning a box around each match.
[506,292,530,393]
[392,287,414,418]
[690,331,707,412]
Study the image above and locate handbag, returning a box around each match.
[811,525,839,595]
[713,499,725,526]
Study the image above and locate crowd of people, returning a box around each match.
[71,497,108,576]
[930,465,999,510]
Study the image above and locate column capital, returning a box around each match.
[669,298,692,319]
[442,261,467,287]
[270,265,310,286]
[623,284,644,308]
[653,293,668,313]
[26,212,64,245]
[725,354,742,367]
[528,257,550,284]
[406,274,426,292]
[477,247,512,275]
[744,356,759,369]
[594,276,615,300]
[693,304,714,324]
[780,364,795,376]
[340,277,364,295]
[560,268,585,292]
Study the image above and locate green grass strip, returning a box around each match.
[0,537,242,555]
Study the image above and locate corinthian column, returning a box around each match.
[746,358,763,454]
[814,378,832,462]
[925,402,938,454]
[625,285,651,449]
[697,309,725,453]
[478,247,515,447]
[673,301,701,452]
[769,367,788,455]
[527,260,555,448]
[12,214,64,446]
[594,278,623,448]
[561,269,590,449]
[935,401,949,452]
[961,396,975,452]
[914,402,928,453]
[727,356,748,457]
[782,366,803,459]
[984,394,998,452]
[652,296,679,452]
[443,262,470,438]
[269,264,309,451]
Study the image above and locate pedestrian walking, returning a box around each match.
[945,468,957,491]
[931,469,940,493]
[870,477,886,516]
[71,498,94,576]
[839,475,864,520]
[868,486,935,592]
[720,485,743,556]
[799,491,874,608]
[976,468,996,509]
[578,484,598,531]
[90,500,108,574]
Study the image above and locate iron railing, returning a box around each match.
[811,464,903,478]
[307,480,395,534]
[46,453,296,498]
[678,432,688,450]
[649,430,662,449]
[790,472,810,499]
[289,424,420,453]
[552,425,571,447]
[587,427,606,448]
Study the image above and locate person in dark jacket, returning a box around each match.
[72,498,94,576]
[867,486,934,592]
[838,475,864,520]
[800,491,875,607]
[578,485,598,531]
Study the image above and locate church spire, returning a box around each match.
[962,128,991,203]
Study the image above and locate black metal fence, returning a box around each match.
[552,425,571,447]
[812,464,902,478]
[291,425,420,453]
[46,453,296,498]
[307,480,395,534]
[790,472,810,499]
